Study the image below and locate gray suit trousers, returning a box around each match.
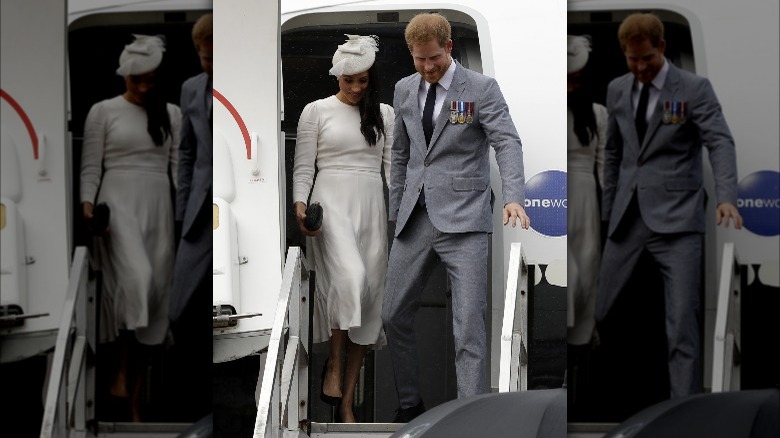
[597,198,703,397]
[382,204,489,408]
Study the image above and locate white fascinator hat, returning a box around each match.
[567,35,591,74]
[116,34,166,77]
[329,34,379,77]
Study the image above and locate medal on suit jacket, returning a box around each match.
[466,101,473,124]
[678,101,687,124]
[671,101,679,124]
[450,100,459,124]
[662,100,672,124]
[457,100,466,124]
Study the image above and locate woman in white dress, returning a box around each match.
[567,35,607,347]
[80,35,180,421]
[292,35,393,423]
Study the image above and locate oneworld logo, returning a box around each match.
[525,198,568,208]
[737,170,780,237]
[524,170,567,237]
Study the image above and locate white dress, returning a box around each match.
[80,95,180,346]
[292,95,394,348]
[567,103,607,345]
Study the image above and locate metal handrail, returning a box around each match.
[254,246,310,437]
[711,242,741,392]
[40,246,95,438]
[498,242,529,392]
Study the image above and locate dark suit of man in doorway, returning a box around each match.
[169,12,213,421]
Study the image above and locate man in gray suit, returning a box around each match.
[597,13,742,398]
[382,12,530,422]
[168,13,212,420]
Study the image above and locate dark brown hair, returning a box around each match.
[358,65,385,146]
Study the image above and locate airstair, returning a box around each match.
[711,242,741,393]
[252,243,529,437]
[34,237,743,438]
[33,246,202,438]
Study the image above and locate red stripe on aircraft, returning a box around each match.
[0,89,39,159]
[213,89,251,159]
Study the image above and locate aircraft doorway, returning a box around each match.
[68,9,212,425]
[280,10,482,422]
[277,6,569,424]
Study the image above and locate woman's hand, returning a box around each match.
[82,201,95,234]
[295,201,322,237]
[82,201,110,236]
[82,202,94,221]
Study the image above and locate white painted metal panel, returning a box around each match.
[213,0,284,362]
[1,0,71,361]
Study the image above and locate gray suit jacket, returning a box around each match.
[602,62,737,236]
[176,72,212,235]
[170,72,212,321]
[389,61,525,235]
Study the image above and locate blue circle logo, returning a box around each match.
[524,170,567,237]
[737,170,780,236]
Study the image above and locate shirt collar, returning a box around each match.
[652,58,670,90]
[439,56,457,91]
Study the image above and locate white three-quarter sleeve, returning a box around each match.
[292,101,320,204]
[80,102,107,204]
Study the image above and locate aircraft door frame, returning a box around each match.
[1,0,71,362]
[213,0,284,363]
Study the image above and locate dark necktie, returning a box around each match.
[422,82,438,146]
[635,82,650,143]
[419,83,437,207]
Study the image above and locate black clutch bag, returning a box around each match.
[92,202,111,236]
[304,202,323,231]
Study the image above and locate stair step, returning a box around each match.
[310,422,403,437]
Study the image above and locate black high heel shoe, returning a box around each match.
[320,359,342,406]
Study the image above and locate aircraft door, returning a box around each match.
[213,0,284,362]
[0,0,70,361]
[278,10,484,422]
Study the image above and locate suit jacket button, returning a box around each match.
[424,160,431,167]
[417,187,421,193]
[637,159,644,166]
